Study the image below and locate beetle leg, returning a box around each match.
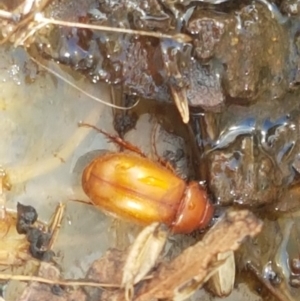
[150,122,177,173]
[79,122,148,158]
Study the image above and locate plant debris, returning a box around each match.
[121,223,168,300]
[0,201,64,270]
[16,202,64,262]
[0,211,30,266]
[133,210,262,301]
[207,250,235,297]
[84,210,262,301]
[0,210,262,301]
[16,202,38,234]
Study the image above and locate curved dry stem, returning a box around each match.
[34,14,192,43]
[0,273,120,288]
[14,21,48,46]
[30,57,139,110]
[7,108,101,185]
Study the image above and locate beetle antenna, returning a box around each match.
[78,123,148,158]
[150,122,176,172]
[151,122,160,161]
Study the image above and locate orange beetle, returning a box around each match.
[81,126,214,234]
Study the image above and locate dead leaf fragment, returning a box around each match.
[0,212,30,266]
[82,210,262,301]
[85,223,168,301]
[122,223,168,300]
[134,210,263,301]
[207,250,235,297]
[161,42,190,124]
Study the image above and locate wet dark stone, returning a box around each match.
[193,94,300,207]
[36,0,294,111]
[27,227,54,261]
[113,111,138,137]
[16,202,38,234]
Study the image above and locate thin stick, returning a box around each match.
[34,13,192,43]
[30,57,139,110]
[47,203,65,250]
[0,9,18,20]
[14,21,48,46]
[0,273,120,288]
